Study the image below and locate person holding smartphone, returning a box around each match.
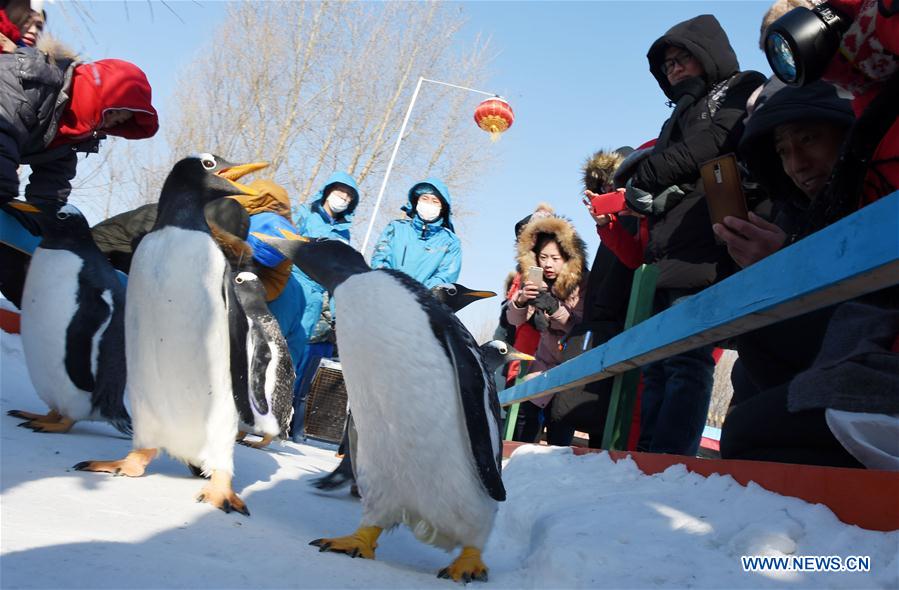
[505,213,588,446]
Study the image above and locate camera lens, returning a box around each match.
[766,32,798,84]
[764,3,849,86]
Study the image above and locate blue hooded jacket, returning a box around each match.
[289,170,360,329]
[370,177,462,289]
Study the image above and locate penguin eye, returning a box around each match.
[235,276,244,284]
[201,157,216,170]
[56,211,69,221]
[500,345,507,354]
[447,287,457,296]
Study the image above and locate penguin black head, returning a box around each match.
[430,283,497,313]
[203,155,269,182]
[5,200,93,245]
[252,234,370,293]
[232,271,269,315]
[479,340,535,373]
[156,154,261,230]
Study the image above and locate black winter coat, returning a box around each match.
[0,46,101,203]
[633,15,766,291]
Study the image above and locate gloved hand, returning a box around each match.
[532,309,550,333]
[531,290,560,315]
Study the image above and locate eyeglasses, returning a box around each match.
[662,52,694,75]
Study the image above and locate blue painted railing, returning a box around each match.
[500,191,899,406]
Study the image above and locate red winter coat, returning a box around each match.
[48,59,158,148]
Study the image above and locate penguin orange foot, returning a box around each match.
[437,547,489,583]
[196,471,249,516]
[8,409,60,422]
[20,416,75,434]
[74,448,157,477]
[310,526,382,559]
[237,434,273,449]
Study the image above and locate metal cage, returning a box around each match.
[302,358,348,444]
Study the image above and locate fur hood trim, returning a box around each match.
[516,215,587,301]
[582,150,625,193]
[36,34,78,67]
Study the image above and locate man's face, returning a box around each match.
[662,46,703,86]
[774,121,846,198]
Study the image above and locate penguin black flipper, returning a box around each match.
[440,325,506,501]
[91,286,132,436]
[226,269,253,426]
[63,260,132,436]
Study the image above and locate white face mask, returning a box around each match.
[327,193,350,214]
[416,200,442,222]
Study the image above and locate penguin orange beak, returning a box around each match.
[251,230,310,243]
[5,201,41,213]
[466,291,496,299]
[509,351,536,362]
[217,161,269,181]
[225,178,260,197]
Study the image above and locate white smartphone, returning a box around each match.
[527,266,543,286]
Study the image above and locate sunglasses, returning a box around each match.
[662,52,694,75]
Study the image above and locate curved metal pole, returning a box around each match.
[360,76,425,258]
[359,77,502,258]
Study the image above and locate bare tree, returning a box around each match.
[70,1,495,246]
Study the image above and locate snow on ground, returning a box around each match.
[2,329,897,589]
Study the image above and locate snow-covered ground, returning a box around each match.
[2,328,897,589]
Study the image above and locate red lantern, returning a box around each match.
[474,97,514,141]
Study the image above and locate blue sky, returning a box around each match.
[51,1,774,337]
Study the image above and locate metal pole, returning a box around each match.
[360,76,425,257]
[359,77,502,258]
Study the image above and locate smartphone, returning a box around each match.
[588,190,628,216]
[700,153,749,227]
[526,266,543,286]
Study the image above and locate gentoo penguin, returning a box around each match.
[5,201,131,436]
[312,284,501,493]
[430,283,497,311]
[74,154,259,516]
[231,270,295,449]
[257,235,506,582]
[312,339,532,496]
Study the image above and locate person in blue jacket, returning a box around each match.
[370,178,461,288]
[287,171,360,437]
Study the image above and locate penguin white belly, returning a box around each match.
[125,228,237,474]
[336,272,496,550]
[20,248,95,420]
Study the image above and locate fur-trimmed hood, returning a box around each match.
[515,215,587,301]
[582,148,632,193]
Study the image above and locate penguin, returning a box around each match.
[74,154,260,516]
[430,283,497,311]
[310,286,510,495]
[312,339,532,496]
[231,270,295,449]
[4,201,131,436]
[257,235,507,582]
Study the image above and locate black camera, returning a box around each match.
[765,3,852,86]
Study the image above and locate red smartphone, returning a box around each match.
[588,191,627,216]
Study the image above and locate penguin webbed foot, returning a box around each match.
[19,416,75,433]
[438,547,489,584]
[309,526,382,560]
[196,471,249,517]
[236,434,273,449]
[73,448,157,477]
[8,408,60,422]
[311,458,354,491]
